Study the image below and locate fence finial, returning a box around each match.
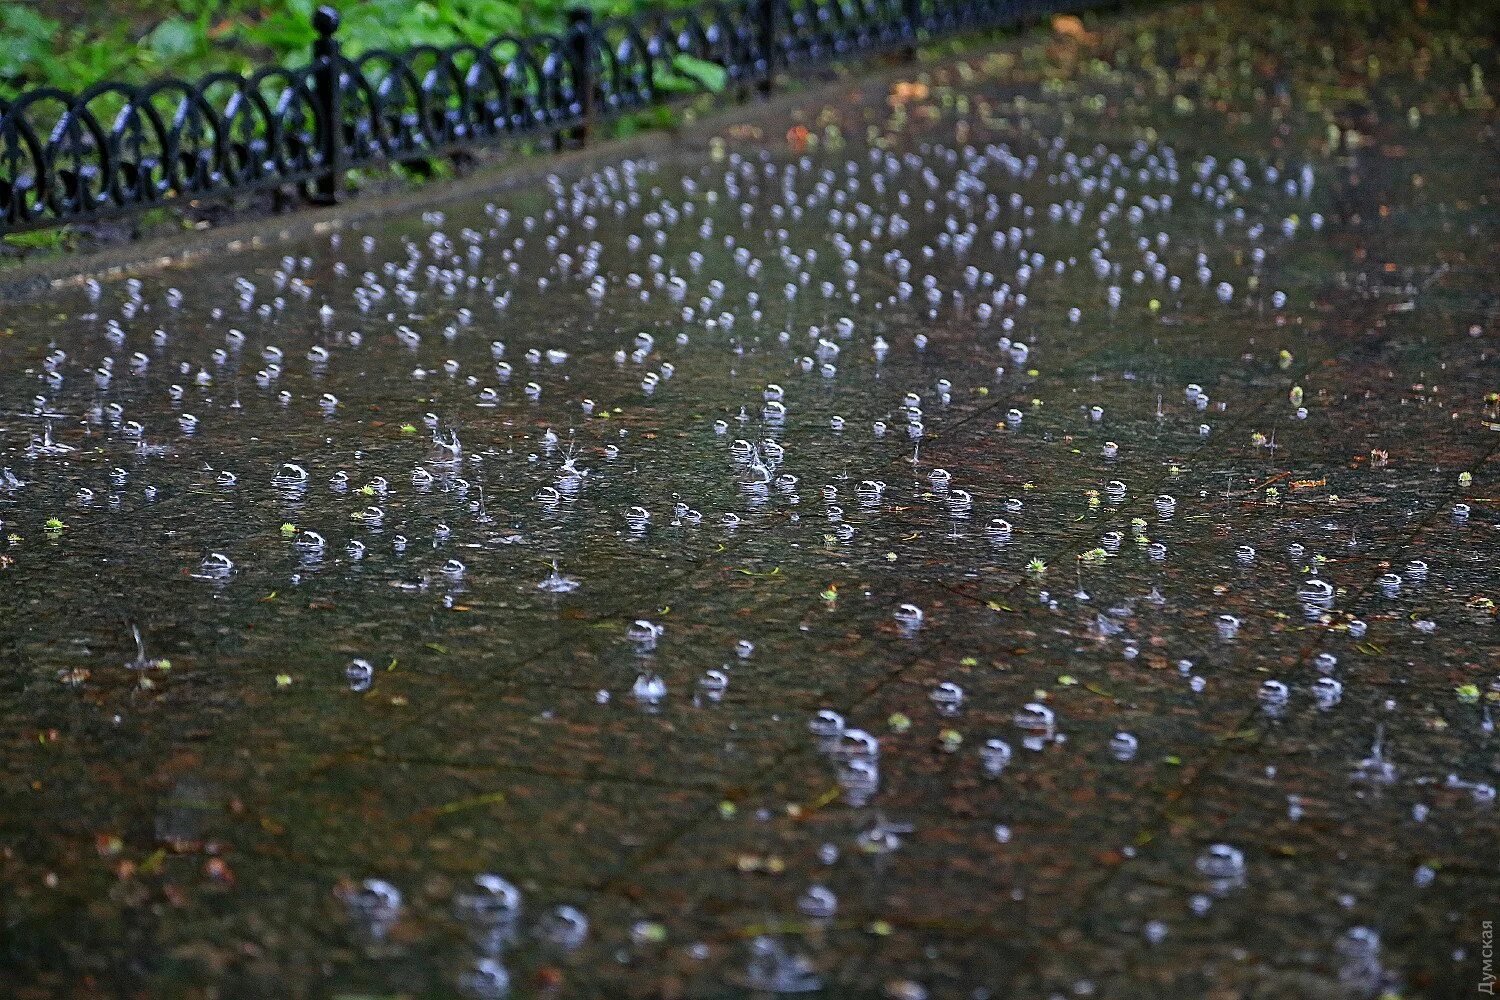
[314,5,341,37]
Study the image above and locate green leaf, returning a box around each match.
[3,228,70,251]
[147,17,201,61]
[0,5,61,67]
[612,105,678,137]
[671,53,728,93]
[651,63,697,94]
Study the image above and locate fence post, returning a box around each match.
[903,0,922,61]
[755,0,776,98]
[311,5,343,205]
[566,7,595,147]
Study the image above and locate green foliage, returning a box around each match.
[147,17,207,61]
[0,0,700,98]
[0,5,139,99]
[2,227,73,252]
[611,104,680,137]
[0,6,58,71]
[669,53,728,93]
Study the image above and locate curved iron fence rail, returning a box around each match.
[0,0,1104,235]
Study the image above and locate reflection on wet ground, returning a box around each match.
[1,3,1496,996]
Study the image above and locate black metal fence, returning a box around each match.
[0,0,1103,235]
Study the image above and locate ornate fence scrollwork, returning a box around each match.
[0,0,1106,235]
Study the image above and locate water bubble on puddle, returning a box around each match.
[295,530,325,554]
[856,814,910,854]
[893,603,924,634]
[195,552,235,580]
[1196,843,1246,893]
[346,658,374,691]
[1258,679,1290,710]
[834,729,880,766]
[797,885,838,918]
[809,710,846,739]
[536,905,589,950]
[698,669,729,701]
[930,681,965,713]
[980,738,1013,775]
[744,937,822,994]
[271,462,309,493]
[1335,927,1387,993]
[1297,579,1335,617]
[985,518,1013,542]
[1013,703,1056,748]
[626,619,663,649]
[454,874,522,926]
[1312,677,1343,709]
[632,673,667,705]
[343,878,401,938]
[458,958,511,998]
[1109,732,1139,761]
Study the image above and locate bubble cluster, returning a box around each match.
[0,5,1494,998]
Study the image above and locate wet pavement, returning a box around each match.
[1,4,1497,997]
